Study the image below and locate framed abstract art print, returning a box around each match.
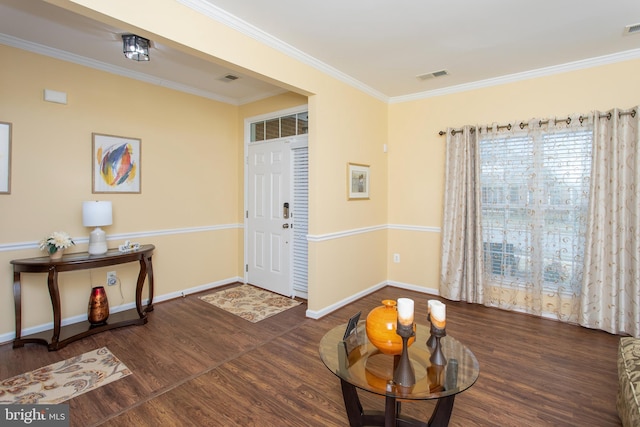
[92,133,141,194]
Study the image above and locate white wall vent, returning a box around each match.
[416,69,449,81]
[624,23,640,35]
[219,74,240,82]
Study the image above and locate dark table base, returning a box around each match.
[341,379,455,427]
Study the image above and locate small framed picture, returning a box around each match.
[343,311,362,340]
[0,122,11,194]
[347,163,370,200]
[92,133,141,193]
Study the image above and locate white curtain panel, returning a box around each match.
[580,107,640,337]
[440,125,484,303]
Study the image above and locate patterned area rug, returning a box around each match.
[0,347,130,404]
[199,284,302,323]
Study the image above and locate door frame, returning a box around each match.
[243,105,308,296]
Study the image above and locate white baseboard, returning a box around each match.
[305,281,439,319]
[385,280,440,296]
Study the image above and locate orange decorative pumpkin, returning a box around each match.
[365,299,415,355]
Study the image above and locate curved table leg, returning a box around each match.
[144,254,154,313]
[47,268,61,350]
[135,257,147,318]
[12,271,23,347]
[341,379,364,426]
[428,395,455,427]
[136,254,155,318]
[338,378,454,427]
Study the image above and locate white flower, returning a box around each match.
[39,231,75,254]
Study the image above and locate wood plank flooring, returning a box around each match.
[0,284,622,426]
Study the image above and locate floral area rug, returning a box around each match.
[198,284,302,323]
[0,347,131,404]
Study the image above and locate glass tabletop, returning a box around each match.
[319,321,479,400]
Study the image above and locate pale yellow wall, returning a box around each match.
[309,230,387,307]
[308,87,389,309]
[388,58,640,293]
[0,45,242,335]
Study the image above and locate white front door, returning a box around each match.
[247,139,291,296]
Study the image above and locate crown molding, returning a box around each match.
[0,33,243,106]
[389,48,640,104]
[176,0,389,103]
[6,4,638,108]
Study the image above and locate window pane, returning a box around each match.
[297,112,309,135]
[251,122,265,142]
[281,115,296,137]
[479,128,592,291]
[265,118,280,140]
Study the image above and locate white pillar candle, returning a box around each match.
[427,299,438,317]
[397,298,414,326]
[431,301,446,329]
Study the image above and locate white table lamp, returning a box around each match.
[83,201,112,255]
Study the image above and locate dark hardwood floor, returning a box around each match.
[0,284,622,426]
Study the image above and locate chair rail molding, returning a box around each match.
[307,223,441,242]
[0,224,243,253]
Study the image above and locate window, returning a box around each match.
[479,127,592,291]
[250,112,308,142]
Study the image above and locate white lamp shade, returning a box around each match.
[83,201,113,227]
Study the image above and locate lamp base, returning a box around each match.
[88,227,108,255]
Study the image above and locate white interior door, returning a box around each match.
[247,139,291,296]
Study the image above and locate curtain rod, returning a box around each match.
[438,109,637,136]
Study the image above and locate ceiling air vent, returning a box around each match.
[416,69,449,81]
[219,74,240,82]
[624,23,640,35]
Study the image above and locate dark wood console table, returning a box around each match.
[11,244,155,351]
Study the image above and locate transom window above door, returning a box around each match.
[250,111,308,142]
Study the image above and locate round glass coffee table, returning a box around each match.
[319,321,479,427]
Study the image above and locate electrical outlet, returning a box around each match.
[107,271,117,286]
[393,253,400,263]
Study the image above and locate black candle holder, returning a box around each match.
[393,321,415,387]
[426,313,436,350]
[429,323,447,366]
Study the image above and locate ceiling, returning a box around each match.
[1,0,640,105]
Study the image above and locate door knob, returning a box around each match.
[282,224,289,229]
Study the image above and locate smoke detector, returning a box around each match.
[416,69,449,81]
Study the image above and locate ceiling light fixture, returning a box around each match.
[122,34,150,61]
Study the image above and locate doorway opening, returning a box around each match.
[244,107,308,298]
